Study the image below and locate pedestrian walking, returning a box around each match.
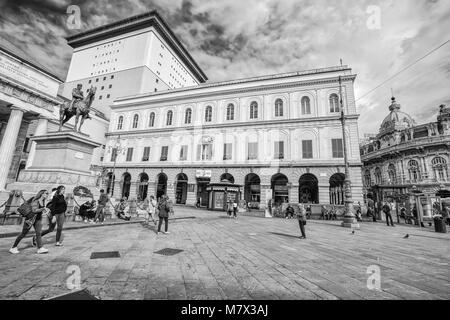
[330,205,337,220]
[382,201,395,226]
[320,205,327,220]
[94,189,108,224]
[232,200,238,218]
[297,203,307,239]
[157,196,171,234]
[147,195,157,225]
[38,185,67,247]
[9,190,50,254]
[226,200,233,218]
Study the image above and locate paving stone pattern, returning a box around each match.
[0,207,449,300]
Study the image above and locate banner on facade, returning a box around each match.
[196,169,212,178]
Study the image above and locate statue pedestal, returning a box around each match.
[8,131,101,194]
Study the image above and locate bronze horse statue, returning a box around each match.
[59,86,97,133]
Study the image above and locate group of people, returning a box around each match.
[9,186,68,254]
[226,200,238,218]
[320,205,338,220]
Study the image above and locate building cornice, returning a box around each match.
[113,71,356,108]
[0,76,61,112]
[361,135,450,163]
[106,114,360,137]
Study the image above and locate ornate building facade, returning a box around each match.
[101,65,364,208]
[360,98,450,218]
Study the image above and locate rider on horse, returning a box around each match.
[68,84,84,113]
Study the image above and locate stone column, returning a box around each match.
[26,116,48,169]
[0,107,24,190]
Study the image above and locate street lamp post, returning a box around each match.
[108,135,127,198]
[338,76,360,229]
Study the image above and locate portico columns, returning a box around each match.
[26,116,48,169]
[0,107,24,190]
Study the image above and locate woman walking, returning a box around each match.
[147,195,157,225]
[297,203,307,239]
[38,185,67,246]
[157,196,171,234]
[9,190,50,254]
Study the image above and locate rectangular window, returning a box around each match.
[126,148,133,162]
[160,146,168,161]
[142,147,150,161]
[302,140,313,159]
[111,75,114,79]
[179,145,188,160]
[274,141,284,159]
[109,84,112,89]
[110,148,117,162]
[88,80,92,84]
[332,139,344,158]
[197,144,212,160]
[107,94,110,98]
[103,77,106,81]
[223,143,232,160]
[96,78,99,82]
[99,95,102,100]
[247,142,258,160]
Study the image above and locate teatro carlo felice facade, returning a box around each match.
[100,65,364,209]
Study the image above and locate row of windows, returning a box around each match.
[88,75,115,84]
[115,95,339,130]
[110,139,344,162]
[364,157,448,186]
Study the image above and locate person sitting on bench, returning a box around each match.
[115,198,130,221]
[330,205,338,220]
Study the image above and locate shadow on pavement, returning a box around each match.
[268,232,300,239]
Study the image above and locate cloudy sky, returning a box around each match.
[0,0,449,136]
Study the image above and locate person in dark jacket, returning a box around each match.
[38,185,67,246]
[10,189,50,254]
[286,205,294,219]
[79,200,96,222]
[382,201,395,226]
[157,195,171,234]
[297,203,307,239]
[95,189,108,224]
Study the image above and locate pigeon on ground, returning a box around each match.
[351,230,355,234]
[403,234,409,238]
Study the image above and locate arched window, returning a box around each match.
[117,115,123,130]
[388,164,397,184]
[166,110,173,126]
[301,96,311,115]
[374,167,382,185]
[275,98,283,117]
[132,114,139,129]
[364,170,371,187]
[250,101,258,119]
[205,106,212,122]
[185,108,192,124]
[148,112,155,127]
[226,103,234,121]
[432,157,447,181]
[408,160,421,182]
[329,93,340,113]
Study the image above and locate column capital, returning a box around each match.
[10,106,25,113]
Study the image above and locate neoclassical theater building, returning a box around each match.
[101,65,364,208]
[360,98,450,216]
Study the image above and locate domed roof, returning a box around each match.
[379,97,415,135]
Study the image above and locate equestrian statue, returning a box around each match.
[58,84,97,133]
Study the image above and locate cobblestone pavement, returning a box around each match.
[0,207,449,300]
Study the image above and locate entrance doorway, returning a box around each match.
[122,173,131,199]
[156,173,167,199]
[175,173,188,204]
[244,173,261,204]
[271,173,289,205]
[196,177,210,207]
[138,173,149,201]
[299,173,319,203]
[329,173,345,204]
